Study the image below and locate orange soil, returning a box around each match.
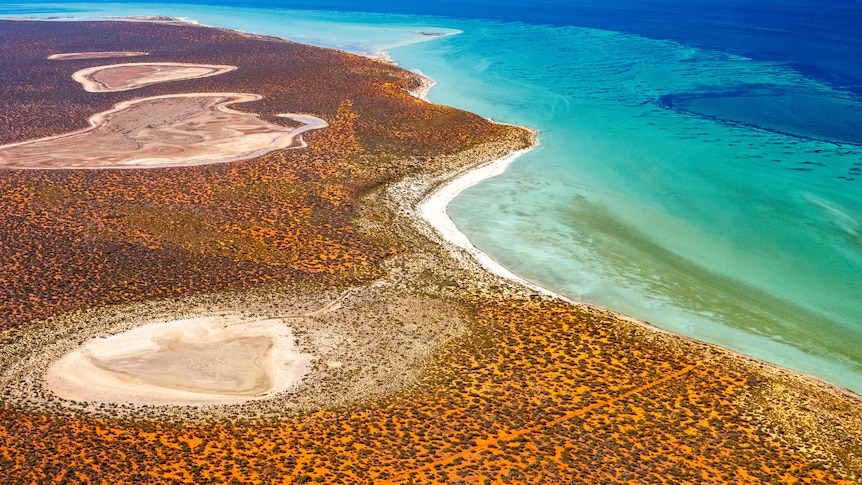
[2,299,853,483]
[0,19,859,484]
[378,364,699,484]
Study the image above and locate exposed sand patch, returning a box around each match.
[0,93,327,169]
[1,281,466,418]
[48,51,149,60]
[46,316,310,406]
[72,62,236,92]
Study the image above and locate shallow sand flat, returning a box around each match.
[72,62,236,92]
[89,336,273,395]
[48,51,148,60]
[46,316,310,406]
[0,93,327,169]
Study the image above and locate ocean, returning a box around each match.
[3,1,861,394]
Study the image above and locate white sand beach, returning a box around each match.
[415,130,570,300]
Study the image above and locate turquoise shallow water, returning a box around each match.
[4,3,862,394]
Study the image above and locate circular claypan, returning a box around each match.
[45,316,311,406]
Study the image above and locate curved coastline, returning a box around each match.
[386,96,862,475]
[416,131,567,300]
[404,72,862,403]
[417,145,862,400]
[0,14,860,481]
[88,11,861,403]
[17,9,862,400]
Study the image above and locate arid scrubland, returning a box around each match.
[0,19,860,484]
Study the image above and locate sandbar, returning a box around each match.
[45,316,310,406]
[0,93,327,169]
[72,62,236,92]
[48,51,149,60]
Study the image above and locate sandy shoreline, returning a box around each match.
[9,13,860,404]
[393,66,862,408]
[416,133,569,300]
[407,69,436,102]
[410,117,862,402]
[350,39,572,300]
[0,17,859,480]
[330,32,862,403]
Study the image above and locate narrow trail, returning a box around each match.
[276,289,351,320]
[301,290,350,317]
[379,363,698,484]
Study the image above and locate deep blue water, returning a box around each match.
[59,0,862,93]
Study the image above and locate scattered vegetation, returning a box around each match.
[0,19,860,484]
